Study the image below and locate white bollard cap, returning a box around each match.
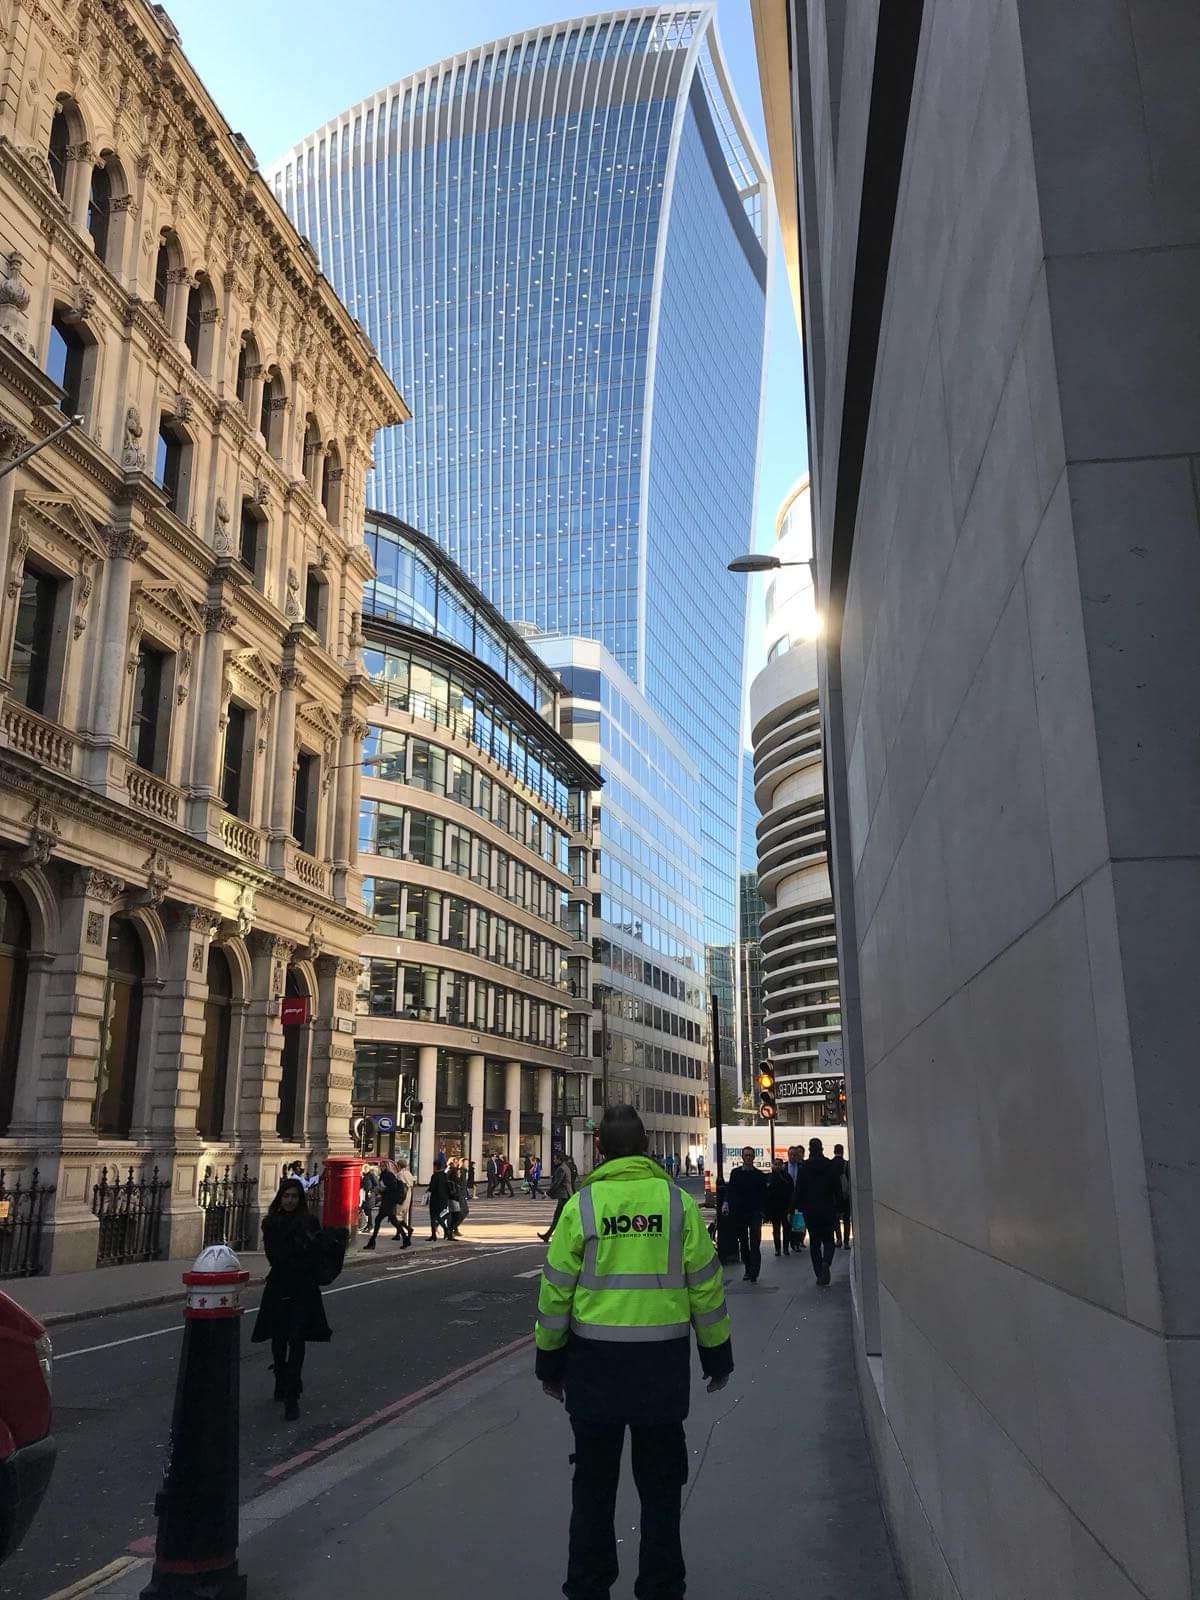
[190,1243,242,1275]
[183,1242,251,1318]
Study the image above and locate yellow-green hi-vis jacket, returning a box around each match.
[535,1156,733,1423]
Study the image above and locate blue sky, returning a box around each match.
[165,0,808,669]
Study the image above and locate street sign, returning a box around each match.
[774,1073,845,1101]
[817,1039,844,1075]
[280,996,309,1026]
[376,1114,396,1133]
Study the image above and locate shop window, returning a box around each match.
[94,917,144,1138]
[197,946,232,1140]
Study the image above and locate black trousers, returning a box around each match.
[770,1216,792,1254]
[544,1196,569,1238]
[369,1200,411,1245]
[733,1216,762,1281]
[270,1335,305,1397]
[566,1419,688,1600]
[836,1207,853,1247]
[808,1217,837,1277]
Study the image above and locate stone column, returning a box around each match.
[538,1066,555,1169]
[332,712,365,902]
[0,424,30,673]
[239,932,292,1142]
[305,953,358,1154]
[188,602,236,841]
[416,1044,438,1183]
[467,1053,485,1176]
[15,866,124,1273]
[167,267,191,345]
[84,527,147,794]
[268,666,302,871]
[505,1060,523,1170]
[137,904,217,1259]
[65,141,93,231]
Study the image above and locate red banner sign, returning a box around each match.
[280,996,310,1027]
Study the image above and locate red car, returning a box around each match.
[0,1289,55,1564]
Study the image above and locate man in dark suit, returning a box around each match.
[795,1137,839,1286]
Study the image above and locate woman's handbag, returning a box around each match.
[791,1210,806,1234]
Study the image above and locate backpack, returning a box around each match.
[314,1226,347,1286]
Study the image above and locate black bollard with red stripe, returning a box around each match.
[141,1245,250,1600]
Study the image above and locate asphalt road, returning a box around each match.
[4,1238,544,1600]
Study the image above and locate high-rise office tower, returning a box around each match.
[267,6,770,969]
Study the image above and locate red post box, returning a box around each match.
[320,1156,362,1232]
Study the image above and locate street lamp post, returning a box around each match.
[0,413,84,479]
[727,551,816,581]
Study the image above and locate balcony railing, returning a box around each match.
[126,767,182,824]
[292,848,329,894]
[220,813,264,864]
[1,703,75,775]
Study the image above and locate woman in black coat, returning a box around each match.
[251,1178,331,1419]
[765,1159,796,1257]
[364,1159,412,1250]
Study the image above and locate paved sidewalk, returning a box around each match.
[17,1192,555,1325]
[91,1240,903,1599]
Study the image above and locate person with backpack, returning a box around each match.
[486,1153,499,1198]
[529,1155,543,1199]
[359,1163,379,1234]
[499,1155,515,1197]
[364,1158,411,1250]
[794,1137,840,1286]
[252,1178,331,1421]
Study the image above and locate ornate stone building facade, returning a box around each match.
[0,0,408,1271]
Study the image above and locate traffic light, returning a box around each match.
[757,1066,777,1121]
[400,1100,424,1131]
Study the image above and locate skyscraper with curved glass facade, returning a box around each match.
[267,5,769,967]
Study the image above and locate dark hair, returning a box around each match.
[598,1105,648,1159]
[268,1177,309,1217]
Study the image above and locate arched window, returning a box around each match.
[236,333,258,410]
[86,164,111,260]
[0,884,31,1135]
[46,306,97,420]
[155,410,192,519]
[277,967,308,1141]
[184,273,217,374]
[321,441,342,525]
[197,946,232,1140]
[48,107,71,197]
[259,365,285,455]
[154,239,171,312]
[302,414,321,492]
[94,917,145,1139]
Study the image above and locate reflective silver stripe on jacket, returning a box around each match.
[542,1262,578,1289]
[537,1311,570,1330]
[691,1304,728,1329]
[686,1254,722,1287]
[571,1318,691,1342]
[577,1180,686,1291]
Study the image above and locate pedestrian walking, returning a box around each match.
[696,1154,704,1183]
[536,1105,732,1600]
[765,1158,795,1256]
[499,1155,515,1197]
[396,1157,416,1240]
[447,1160,469,1236]
[795,1137,839,1285]
[251,1178,331,1421]
[467,1158,477,1199]
[486,1152,498,1199]
[685,1154,693,1178]
[830,1143,853,1248]
[364,1158,412,1250]
[723,1146,769,1283]
[358,1162,379,1234]
[786,1145,807,1250]
[539,1149,575,1243]
[529,1156,543,1198]
[428,1155,453,1239]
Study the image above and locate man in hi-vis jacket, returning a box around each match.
[535,1106,733,1600]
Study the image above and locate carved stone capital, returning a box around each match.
[135,849,174,909]
[0,421,31,463]
[202,602,238,633]
[170,903,220,935]
[73,866,124,903]
[100,526,148,562]
[337,957,363,980]
[280,666,304,692]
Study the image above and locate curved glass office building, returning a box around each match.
[267,5,770,965]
